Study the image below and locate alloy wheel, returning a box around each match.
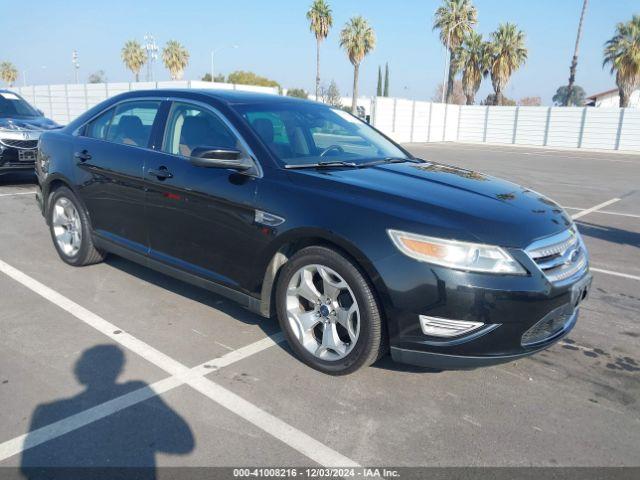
[286,264,360,361]
[52,197,82,257]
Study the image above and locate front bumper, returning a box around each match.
[0,142,37,175]
[390,308,579,369]
[374,250,592,370]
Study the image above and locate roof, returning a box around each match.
[586,88,618,100]
[120,88,312,106]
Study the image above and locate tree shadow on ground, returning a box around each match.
[105,256,444,375]
[577,220,640,248]
[104,255,281,339]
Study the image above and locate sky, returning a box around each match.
[2,0,638,105]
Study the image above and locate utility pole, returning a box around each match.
[210,45,238,82]
[566,0,588,106]
[72,50,80,84]
[144,34,159,82]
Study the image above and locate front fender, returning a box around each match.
[257,226,391,319]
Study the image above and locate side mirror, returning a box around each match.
[189,146,253,171]
[37,109,45,117]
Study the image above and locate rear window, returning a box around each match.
[82,100,161,148]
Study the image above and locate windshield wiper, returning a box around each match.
[285,160,359,169]
[285,157,425,170]
[357,157,423,168]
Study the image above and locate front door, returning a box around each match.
[144,100,262,290]
[74,99,163,253]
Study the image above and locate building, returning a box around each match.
[586,88,640,108]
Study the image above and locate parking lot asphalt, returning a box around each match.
[0,143,638,471]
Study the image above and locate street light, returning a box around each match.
[72,50,80,84]
[210,45,238,82]
[440,20,466,103]
[144,34,159,82]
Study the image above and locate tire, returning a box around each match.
[48,186,105,267]
[275,246,386,375]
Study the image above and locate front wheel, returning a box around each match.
[276,246,386,375]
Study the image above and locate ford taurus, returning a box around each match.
[35,89,591,374]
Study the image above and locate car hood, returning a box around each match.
[0,116,60,131]
[288,161,573,248]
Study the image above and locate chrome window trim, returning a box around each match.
[74,95,263,178]
[72,96,166,143]
[72,98,164,157]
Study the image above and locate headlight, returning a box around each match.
[387,229,526,275]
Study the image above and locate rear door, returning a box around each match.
[144,100,263,290]
[74,99,163,253]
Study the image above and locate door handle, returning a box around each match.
[148,167,173,180]
[74,150,92,162]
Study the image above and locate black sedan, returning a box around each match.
[0,90,60,177]
[35,89,591,375]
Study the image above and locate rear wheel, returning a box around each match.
[48,186,105,266]
[276,246,386,375]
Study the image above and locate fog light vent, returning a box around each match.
[419,316,484,338]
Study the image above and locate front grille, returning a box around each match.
[521,304,576,347]
[525,228,588,284]
[0,139,38,150]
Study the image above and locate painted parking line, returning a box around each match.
[564,207,640,219]
[0,259,359,467]
[0,334,283,462]
[570,198,621,220]
[0,375,182,461]
[591,267,640,282]
[0,191,36,197]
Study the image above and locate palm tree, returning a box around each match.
[0,62,18,87]
[603,15,640,108]
[121,40,147,82]
[433,0,477,103]
[454,31,489,105]
[306,0,333,100]
[340,16,376,113]
[566,0,589,105]
[486,23,528,106]
[162,40,190,81]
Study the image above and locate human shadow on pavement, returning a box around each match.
[20,345,194,480]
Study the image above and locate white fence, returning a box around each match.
[371,97,640,152]
[9,85,640,152]
[9,81,279,125]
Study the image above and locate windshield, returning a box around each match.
[0,92,41,119]
[234,101,409,167]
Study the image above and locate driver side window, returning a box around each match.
[162,102,238,158]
